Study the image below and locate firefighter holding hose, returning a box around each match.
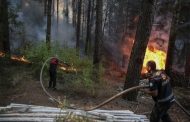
[48,55,59,90]
[141,60,175,122]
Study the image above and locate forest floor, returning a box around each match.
[0,59,190,122]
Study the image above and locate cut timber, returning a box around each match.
[0,103,149,122]
[0,106,12,113]
[0,117,54,122]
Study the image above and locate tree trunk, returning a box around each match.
[0,1,3,51]
[76,0,82,54]
[165,0,181,75]
[93,0,103,82]
[185,43,190,83]
[72,0,76,27]
[122,55,128,68]
[0,0,10,54]
[85,0,92,55]
[46,0,52,49]
[89,0,95,53]
[81,1,85,39]
[57,0,59,24]
[52,0,55,14]
[102,0,109,37]
[44,0,47,15]
[65,0,69,23]
[120,0,129,68]
[123,0,155,101]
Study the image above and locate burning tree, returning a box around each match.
[123,0,155,101]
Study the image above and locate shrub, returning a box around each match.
[23,42,103,95]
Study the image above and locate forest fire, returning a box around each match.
[0,51,31,64]
[0,52,5,57]
[0,51,77,72]
[142,46,166,73]
[59,63,78,73]
[11,55,31,64]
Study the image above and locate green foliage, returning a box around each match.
[23,42,104,95]
[24,42,51,63]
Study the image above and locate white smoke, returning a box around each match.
[51,0,75,47]
[9,0,75,49]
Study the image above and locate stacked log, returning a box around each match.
[0,103,149,122]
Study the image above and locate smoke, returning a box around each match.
[120,8,173,69]
[9,0,75,50]
[21,0,46,41]
[148,12,173,52]
[51,0,75,47]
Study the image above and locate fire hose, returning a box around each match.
[40,57,149,109]
[40,57,190,117]
[40,57,61,104]
[85,85,148,111]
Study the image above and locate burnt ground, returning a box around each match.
[0,60,190,122]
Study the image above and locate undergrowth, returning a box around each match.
[23,42,105,96]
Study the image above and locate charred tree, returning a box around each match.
[165,0,181,75]
[0,0,10,54]
[85,0,92,55]
[93,0,103,81]
[123,0,155,101]
[76,0,82,54]
[46,0,52,49]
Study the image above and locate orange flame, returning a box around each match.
[142,46,166,73]
[0,51,31,64]
[0,52,5,57]
[1,51,78,72]
[59,63,78,73]
[11,55,31,64]
[59,66,67,71]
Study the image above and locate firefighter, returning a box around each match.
[141,60,175,122]
[48,56,59,90]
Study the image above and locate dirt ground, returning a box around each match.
[0,62,190,122]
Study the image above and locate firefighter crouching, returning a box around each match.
[141,60,175,122]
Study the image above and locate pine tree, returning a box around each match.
[0,0,10,54]
[123,0,155,100]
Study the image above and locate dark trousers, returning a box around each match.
[49,70,56,88]
[150,102,173,122]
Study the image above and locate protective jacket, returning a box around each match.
[49,58,58,72]
[148,70,174,103]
